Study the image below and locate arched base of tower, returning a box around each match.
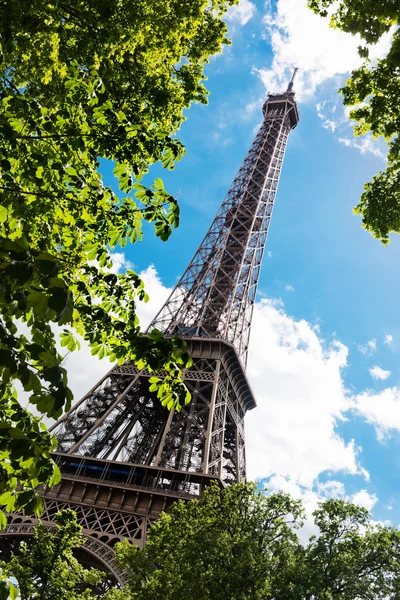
[0,517,122,589]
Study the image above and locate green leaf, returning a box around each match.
[0,510,7,530]
[27,290,48,317]
[8,583,18,600]
[24,493,43,517]
[133,182,147,191]
[15,489,35,510]
[153,178,164,190]
[109,229,122,248]
[0,491,16,512]
[38,352,59,367]
[49,463,61,487]
[0,348,14,368]
[48,286,69,314]
[0,493,13,506]
[0,206,7,223]
[87,246,98,261]
[0,581,9,600]
[37,257,59,277]
[64,78,79,90]
[65,166,78,178]
[60,332,79,352]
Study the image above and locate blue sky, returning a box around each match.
[67,0,400,530]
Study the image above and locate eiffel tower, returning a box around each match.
[1,72,299,583]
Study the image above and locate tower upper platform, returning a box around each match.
[263,68,300,130]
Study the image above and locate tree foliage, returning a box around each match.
[106,482,304,600]
[308,0,400,244]
[0,0,236,519]
[107,482,400,600]
[1,509,104,600]
[301,499,400,598]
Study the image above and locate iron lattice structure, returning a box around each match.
[151,77,299,367]
[0,75,299,582]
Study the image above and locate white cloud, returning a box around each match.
[246,298,362,487]
[137,265,173,330]
[318,96,352,121]
[257,0,392,101]
[109,252,133,274]
[384,334,394,346]
[315,95,386,159]
[317,480,345,499]
[369,366,391,381]
[245,100,261,117]
[387,505,393,510]
[338,135,386,160]
[211,131,234,147]
[253,0,392,159]
[351,489,378,512]
[358,339,377,356]
[316,101,341,132]
[285,284,295,291]
[226,0,256,26]
[352,387,400,442]
[359,467,370,482]
[266,476,376,542]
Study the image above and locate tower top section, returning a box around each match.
[262,68,299,130]
[150,72,300,366]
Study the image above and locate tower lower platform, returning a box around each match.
[0,456,222,584]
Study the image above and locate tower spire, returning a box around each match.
[287,67,298,93]
[0,81,300,583]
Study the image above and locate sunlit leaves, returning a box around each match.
[308,0,397,43]
[0,395,59,524]
[308,0,400,244]
[0,0,236,519]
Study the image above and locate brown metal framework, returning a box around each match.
[151,79,299,366]
[0,77,299,583]
[52,340,254,484]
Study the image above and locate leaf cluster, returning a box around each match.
[308,0,400,244]
[108,482,305,600]
[0,0,235,518]
[1,509,104,600]
[107,483,400,600]
[301,499,400,599]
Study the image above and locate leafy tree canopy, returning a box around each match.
[107,482,400,600]
[308,0,400,244]
[1,509,104,600]
[0,0,236,519]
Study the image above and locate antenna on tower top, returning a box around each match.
[287,67,298,93]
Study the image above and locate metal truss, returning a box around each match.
[51,339,255,485]
[150,87,299,367]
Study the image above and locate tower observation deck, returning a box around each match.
[0,72,299,584]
